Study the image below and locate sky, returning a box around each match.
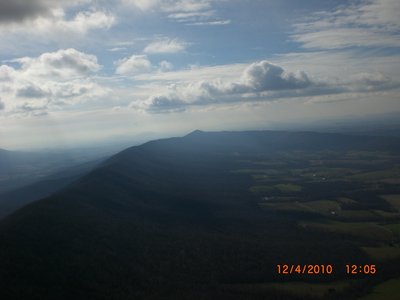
[0,0,399,149]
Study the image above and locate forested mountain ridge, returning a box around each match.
[0,130,399,299]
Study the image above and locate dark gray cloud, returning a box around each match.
[0,0,49,23]
[0,98,4,110]
[0,1,91,24]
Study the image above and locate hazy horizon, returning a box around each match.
[2,110,400,151]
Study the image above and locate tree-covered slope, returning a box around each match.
[0,130,399,299]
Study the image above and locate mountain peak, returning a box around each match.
[185,129,205,137]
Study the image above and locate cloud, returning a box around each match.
[0,4,115,43]
[51,80,102,99]
[53,10,115,34]
[26,9,115,37]
[115,54,152,74]
[15,48,101,78]
[124,0,159,11]
[189,20,231,26]
[144,38,187,54]
[125,0,210,12]
[16,84,49,98]
[167,10,213,21]
[159,60,173,71]
[135,63,247,82]
[123,0,229,26]
[133,58,400,113]
[144,95,186,112]
[0,48,107,116]
[0,0,49,23]
[12,80,98,102]
[0,0,92,23]
[292,0,400,50]
[108,47,127,52]
[0,65,15,82]
[140,61,313,113]
[352,72,390,86]
[163,0,211,13]
[239,61,311,92]
[166,1,229,25]
[0,98,4,110]
[350,72,398,92]
[14,102,48,116]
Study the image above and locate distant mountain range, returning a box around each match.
[0,130,399,299]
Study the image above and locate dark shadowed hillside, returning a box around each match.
[0,148,107,194]
[0,131,399,299]
[0,158,102,219]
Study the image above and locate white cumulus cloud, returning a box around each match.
[15,48,101,79]
[140,61,313,113]
[239,61,311,92]
[0,48,107,116]
[115,54,152,75]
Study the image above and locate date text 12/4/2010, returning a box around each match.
[276,264,333,275]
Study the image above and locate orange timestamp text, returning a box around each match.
[276,264,378,275]
[276,264,333,275]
